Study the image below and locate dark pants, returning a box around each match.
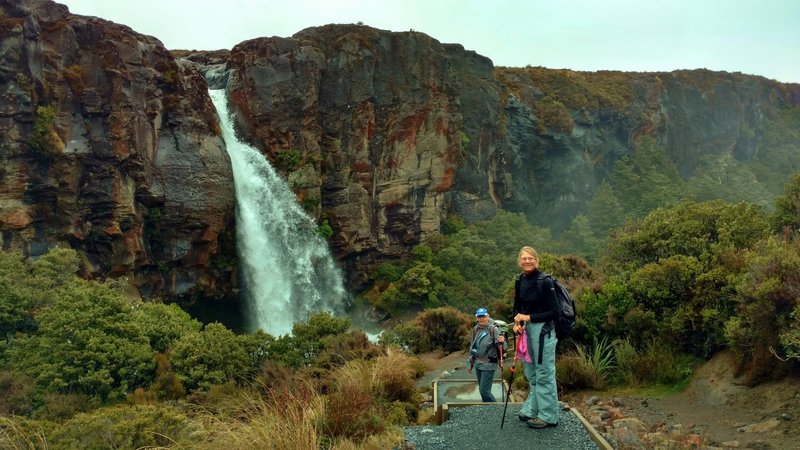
[476,367,496,402]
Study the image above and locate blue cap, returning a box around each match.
[475,307,488,317]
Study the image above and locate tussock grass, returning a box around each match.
[181,348,415,449]
[187,384,325,450]
[0,416,48,450]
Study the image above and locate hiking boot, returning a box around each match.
[527,417,558,429]
[517,413,533,422]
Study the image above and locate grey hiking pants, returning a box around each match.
[475,367,496,402]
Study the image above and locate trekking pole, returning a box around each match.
[498,337,505,402]
[500,332,519,429]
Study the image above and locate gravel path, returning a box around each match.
[404,403,599,450]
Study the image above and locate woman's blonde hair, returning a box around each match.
[518,246,538,261]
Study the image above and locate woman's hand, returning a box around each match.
[514,313,531,323]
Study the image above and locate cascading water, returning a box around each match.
[209,89,346,336]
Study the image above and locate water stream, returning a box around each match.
[209,89,346,336]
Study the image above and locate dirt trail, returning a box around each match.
[588,351,800,449]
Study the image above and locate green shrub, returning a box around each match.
[266,313,355,369]
[724,235,799,384]
[170,322,250,392]
[6,279,155,401]
[379,307,471,354]
[373,262,406,282]
[771,172,800,233]
[47,404,192,450]
[131,301,201,353]
[581,281,635,340]
[627,254,703,318]
[459,132,470,149]
[441,214,465,235]
[378,321,425,353]
[373,262,449,312]
[780,304,800,360]
[34,392,98,422]
[614,340,692,386]
[413,307,472,354]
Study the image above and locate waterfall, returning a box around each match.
[209,89,346,336]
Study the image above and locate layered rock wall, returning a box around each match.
[0,0,236,301]
[2,0,800,297]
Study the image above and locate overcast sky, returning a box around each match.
[57,0,800,83]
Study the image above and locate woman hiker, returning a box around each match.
[512,246,560,428]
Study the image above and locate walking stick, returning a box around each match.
[500,332,518,429]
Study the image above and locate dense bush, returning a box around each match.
[380,307,472,354]
[772,172,800,233]
[46,404,192,449]
[6,278,155,401]
[170,322,250,392]
[130,301,202,353]
[602,200,769,276]
[781,304,800,361]
[366,210,554,314]
[581,281,636,342]
[597,200,771,357]
[614,339,692,386]
[724,235,800,384]
[267,312,362,368]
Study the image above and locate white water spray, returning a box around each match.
[209,89,346,336]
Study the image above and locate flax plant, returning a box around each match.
[586,336,617,382]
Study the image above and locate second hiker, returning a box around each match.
[467,307,505,402]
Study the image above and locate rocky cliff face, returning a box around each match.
[0,0,236,301]
[3,0,800,298]
[209,25,800,287]
[218,25,504,287]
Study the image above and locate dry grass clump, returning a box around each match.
[184,348,416,450]
[372,347,418,402]
[188,383,325,450]
[324,347,418,442]
[0,416,48,450]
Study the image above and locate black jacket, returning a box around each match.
[513,269,558,324]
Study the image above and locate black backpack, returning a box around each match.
[516,272,576,340]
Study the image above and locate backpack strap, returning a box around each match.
[535,272,557,336]
[535,272,551,295]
